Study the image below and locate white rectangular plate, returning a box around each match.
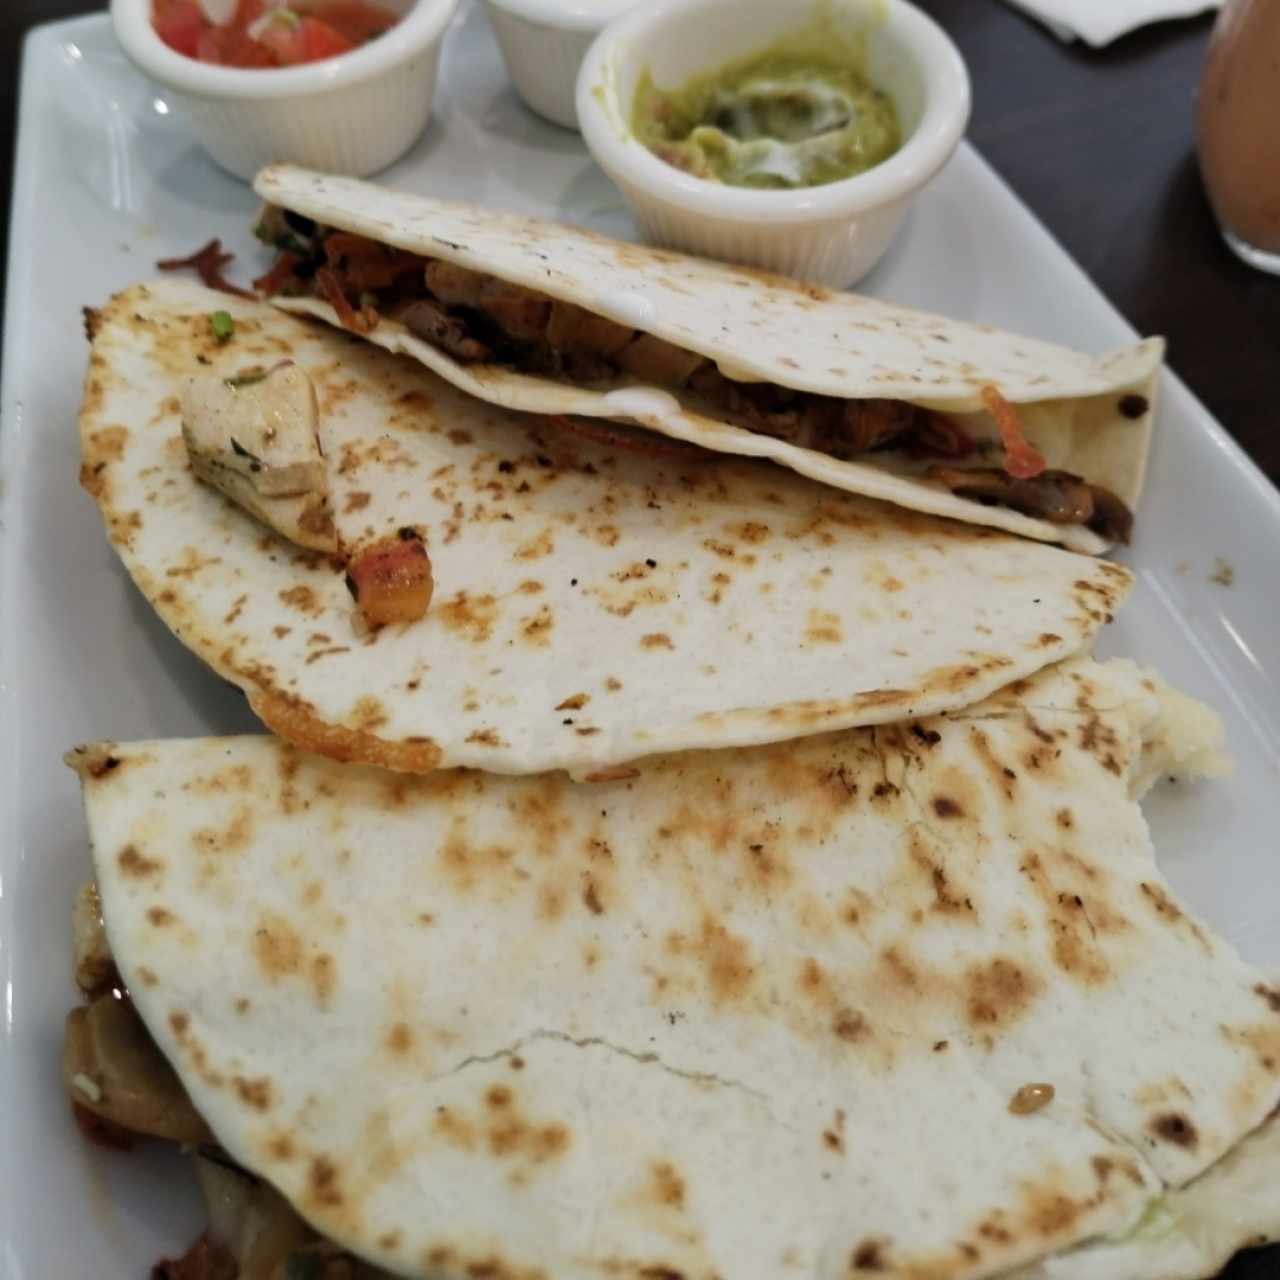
[2,6,1278,1275]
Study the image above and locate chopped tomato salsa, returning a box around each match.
[152,0,398,69]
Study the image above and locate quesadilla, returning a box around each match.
[79,279,1131,777]
[246,165,1164,555]
[62,656,1280,1279]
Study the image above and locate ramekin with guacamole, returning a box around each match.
[577,0,971,286]
[632,40,902,190]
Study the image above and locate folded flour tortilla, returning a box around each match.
[1007,1110,1280,1279]
[66,657,1280,1279]
[251,165,1164,555]
[79,280,1131,776]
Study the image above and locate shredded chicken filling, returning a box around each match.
[248,210,1133,541]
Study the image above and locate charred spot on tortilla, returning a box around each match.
[117,845,163,878]
[1150,1111,1199,1149]
[1254,983,1280,1014]
[1119,393,1150,419]
[851,1238,890,1270]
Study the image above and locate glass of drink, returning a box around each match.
[1197,0,1280,274]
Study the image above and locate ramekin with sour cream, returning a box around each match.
[480,0,642,130]
[576,0,970,286]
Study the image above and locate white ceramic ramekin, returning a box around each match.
[480,0,641,130]
[110,0,459,181]
[576,0,970,286]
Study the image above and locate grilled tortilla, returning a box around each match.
[65,657,1280,1279]
[251,165,1163,556]
[1008,1108,1280,1279]
[79,280,1131,776]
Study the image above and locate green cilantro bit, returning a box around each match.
[210,310,235,343]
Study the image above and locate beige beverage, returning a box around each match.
[1197,0,1280,270]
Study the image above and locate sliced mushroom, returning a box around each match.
[181,362,336,554]
[63,992,211,1144]
[929,466,1096,527]
[1085,483,1135,545]
[180,1153,394,1279]
[195,1155,314,1280]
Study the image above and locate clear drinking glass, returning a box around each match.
[1196,0,1280,274]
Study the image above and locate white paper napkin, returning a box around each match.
[1002,0,1222,47]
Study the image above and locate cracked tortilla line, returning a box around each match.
[430,1028,770,1102]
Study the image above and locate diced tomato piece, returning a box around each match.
[195,24,278,67]
[298,16,356,60]
[253,250,302,297]
[304,0,398,44]
[233,0,268,27]
[153,0,208,58]
[314,266,375,332]
[257,13,354,65]
[346,532,434,627]
[155,0,389,67]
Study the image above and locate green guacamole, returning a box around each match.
[632,36,901,190]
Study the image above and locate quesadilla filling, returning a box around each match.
[177,361,433,627]
[344,527,434,626]
[181,360,338,555]
[64,882,389,1280]
[249,210,1135,542]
